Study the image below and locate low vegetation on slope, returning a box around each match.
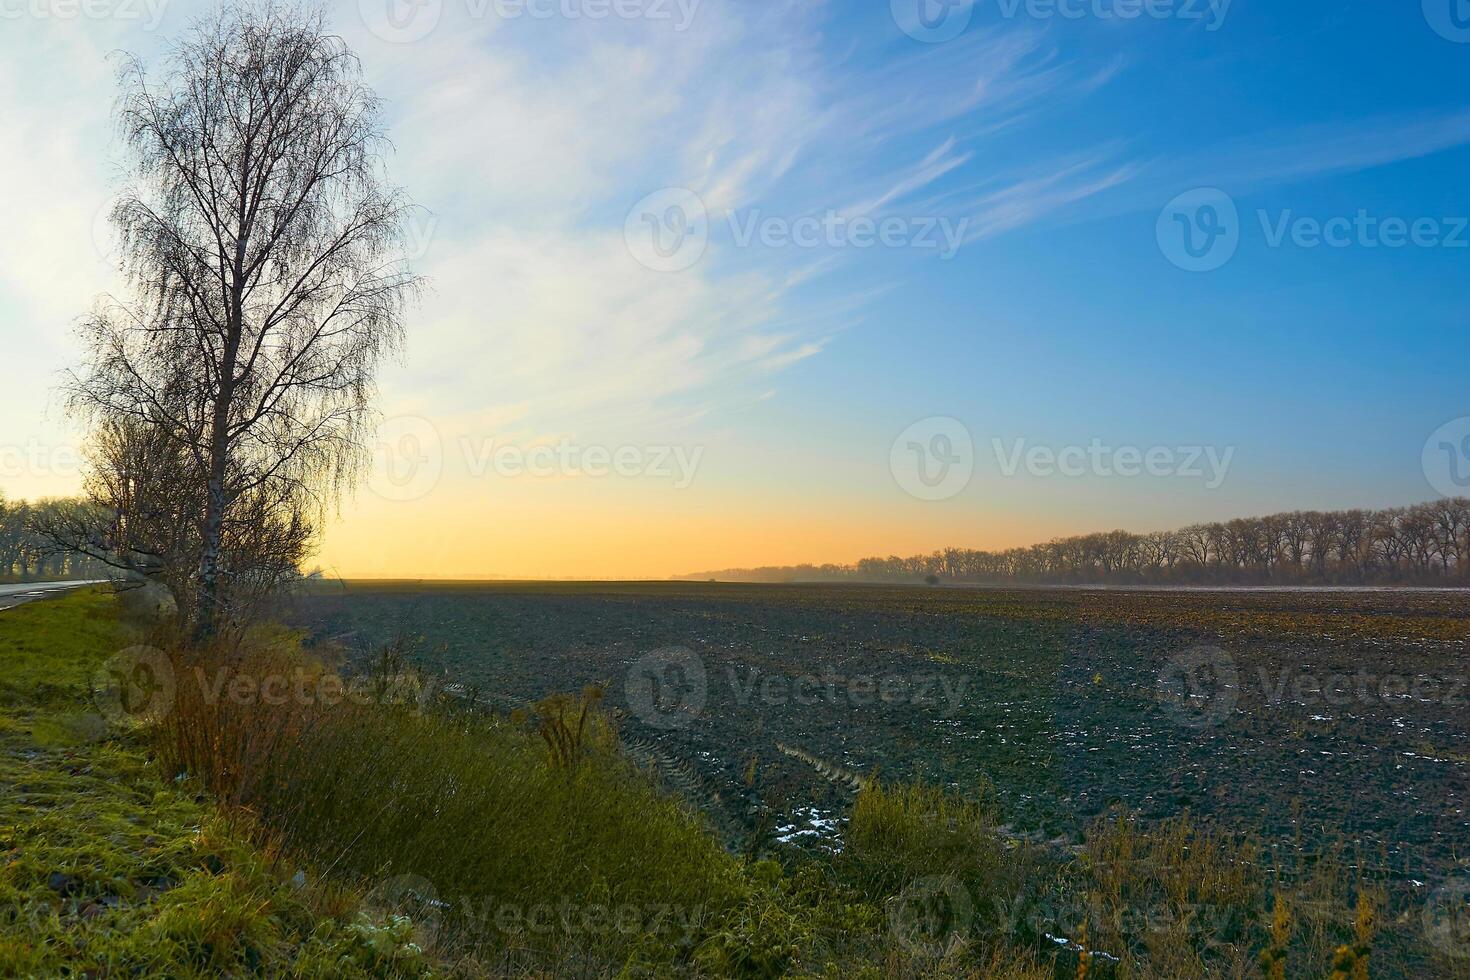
[0,590,429,977]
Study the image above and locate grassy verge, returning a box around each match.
[0,590,426,978]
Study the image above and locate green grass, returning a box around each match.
[0,591,430,978]
[192,699,756,970]
[0,588,122,708]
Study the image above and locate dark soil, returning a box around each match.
[288,581,1470,891]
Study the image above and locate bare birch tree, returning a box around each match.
[67,2,420,636]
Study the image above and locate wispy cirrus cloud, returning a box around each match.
[996,106,1470,235]
[1164,107,1470,191]
[335,7,1121,446]
[7,1,1467,469]
[0,2,1135,460]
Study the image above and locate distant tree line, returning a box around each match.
[0,495,108,582]
[680,498,1470,586]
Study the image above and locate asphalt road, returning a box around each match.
[0,580,104,613]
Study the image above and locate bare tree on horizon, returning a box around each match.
[66,1,421,637]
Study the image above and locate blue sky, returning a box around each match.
[0,0,1467,576]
